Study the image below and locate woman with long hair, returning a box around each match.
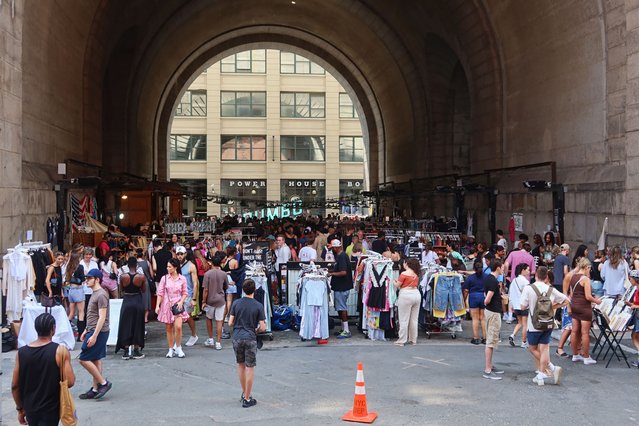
[569,257,602,364]
[571,245,589,269]
[508,263,530,348]
[155,258,189,358]
[630,246,639,271]
[543,232,559,265]
[64,252,86,338]
[590,249,606,297]
[394,258,422,346]
[601,246,629,298]
[44,252,65,304]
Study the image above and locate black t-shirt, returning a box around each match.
[331,251,353,292]
[230,297,266,341]
[484,274,502,313]
[153,249,172,282]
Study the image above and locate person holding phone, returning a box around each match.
[155,258,189,358]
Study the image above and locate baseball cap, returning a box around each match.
[266,235,276,241]
[560,243,570,251]
[330,239,342,248]
[175,246,187,254]
[85,268,102,278]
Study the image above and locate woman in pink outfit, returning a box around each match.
[155,258,189,358]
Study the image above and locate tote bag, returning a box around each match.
[59,349,78,426]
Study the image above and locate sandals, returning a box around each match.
[555,349,569,358]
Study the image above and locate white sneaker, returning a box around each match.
[186,335,199,347]
[215,342,222,351]
[173,343,177,350]
[520,341,529,348]
[552,366,563,385]
[165,349,174,358]
[175,346,186,358]
[533,372,550,386]
[583,357,597,365]
[572,354,584,362]
[204,338,215,347]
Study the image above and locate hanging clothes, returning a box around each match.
[3,251,36,321]
[298,274,330,340]
[245,272,272,333]
[359,257,395,341]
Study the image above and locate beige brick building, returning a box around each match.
[169,49,366,218]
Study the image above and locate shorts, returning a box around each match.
[226,283,237,294]
[484,309,502,348]
[233,339,257,367]
[184,300,194,315]
[468,292,485,309]
[68,286,85,303]
[527,330,552,346]
[334,290,350,312]
[634,316,639,333]
[79,330,109,361]
[205,304,225,321]
[513,309,529,317]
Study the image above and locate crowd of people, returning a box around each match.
[10,214,639,423]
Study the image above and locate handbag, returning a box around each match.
[41,295,56,308]
[59,349,78,426]
[109,272,117,280]
[624,262,632,290]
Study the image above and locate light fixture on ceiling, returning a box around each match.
[251,189,257,195]
[118,213,124,220]
[121,194,128,200]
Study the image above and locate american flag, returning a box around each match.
[71,194,90,231]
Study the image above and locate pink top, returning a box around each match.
[156,274,189,324]
[505,250,536,282]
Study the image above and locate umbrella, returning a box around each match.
[597,217,608,251]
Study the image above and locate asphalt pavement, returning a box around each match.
[2,319,638,425]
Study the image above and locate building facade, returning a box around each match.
[169,49,366,219]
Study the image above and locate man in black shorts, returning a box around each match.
[229,279,266,408]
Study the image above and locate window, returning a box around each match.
[169,135,206,160]
[220,50,266,73]
[280,136,325,161]
[280,92,325,118]
[221,135,266,161]
[172,179,208,212]
[339,136,364,162]
[221,91,266,117]
[280,52,325,74]
[280,179,326,216]
[339,93,359,118]
[175,90,207,116]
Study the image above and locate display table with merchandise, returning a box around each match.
[18,304,76,350]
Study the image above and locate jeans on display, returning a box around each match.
[433,275,464,313]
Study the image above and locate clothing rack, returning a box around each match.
[418,266,464,339]
[359,255,396,341]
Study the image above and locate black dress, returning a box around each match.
[115,273,145,352]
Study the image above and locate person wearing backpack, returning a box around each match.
[520,266,569,386]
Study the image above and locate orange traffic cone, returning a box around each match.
[342,362,378,423]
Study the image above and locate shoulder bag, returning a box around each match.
[59,348,78,426]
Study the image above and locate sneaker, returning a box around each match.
[482,371,502,380]
[521,341,529,349]
[222,331,231,339]
[481,338,486,344]
[132,349,145,359]
[583,357,597,365]
[631,360,639,368]
[532,373,550,386]
[240,393,244,403]
[242,397,257,408]
[491,367,505,374]
[121,349,131,360]
[508,336,515,347]
[166,349,174,358]
[336,330,352,339]
[470,338,481,345]
[79,388,98,400]
[204,338,215,347]
[333,331,343,336]
[552,366,563,385]
[572,354,584,362]
[186,335,199,347]
[175,346,186,358]
[215,342,222,351]
[95,381,112,399]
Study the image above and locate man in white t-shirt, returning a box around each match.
[519,266,569,386]
[496,229,508,252]
[298,237,317,262]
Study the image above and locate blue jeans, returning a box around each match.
[433,275,464,312]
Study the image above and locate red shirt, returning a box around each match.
[398,272,419,289]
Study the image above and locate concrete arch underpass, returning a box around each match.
[0,0,636,250]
